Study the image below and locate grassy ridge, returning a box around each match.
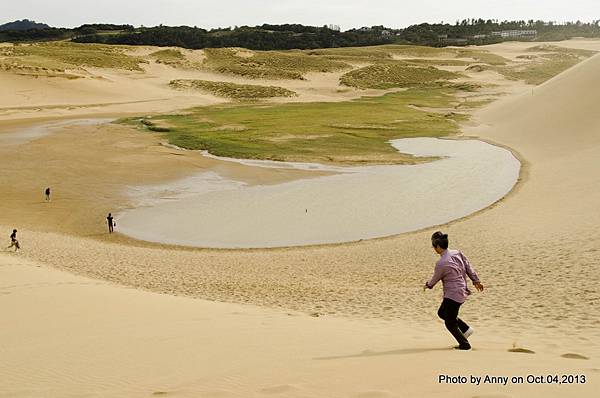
[340,62,462,89]
[169,79,296,99]
[0,42,147,71]
[123,88,465,165]
[203,48,351,80]
[150,49,185,64]
[501,45,596,84]
[305,46,395,63]
[469,45,598,85]
[199,44,515,81]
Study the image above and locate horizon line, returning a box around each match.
[2,17,600,32]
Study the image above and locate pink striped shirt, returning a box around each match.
[426,249,480,303]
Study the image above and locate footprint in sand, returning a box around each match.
[471,394,513,398]
[508,348,535,354]
[561,353,589,360]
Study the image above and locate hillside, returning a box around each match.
[0,19,50,31]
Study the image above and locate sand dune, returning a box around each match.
[4,39,587,122]
[2,40,600,397]
[465,53,600,231]
[2,255,598,398]
[0,47,400,122]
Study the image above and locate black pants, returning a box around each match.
[437,298,470,347]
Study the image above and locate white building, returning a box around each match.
[491,30,537,38]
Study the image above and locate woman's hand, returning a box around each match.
[474,282,484,292]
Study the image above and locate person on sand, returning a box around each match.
[424,231,484,350]
[7,229,20,252]
[45,187,51,202]
[107,213,115,233]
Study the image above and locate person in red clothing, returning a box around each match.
[424,231,484,350]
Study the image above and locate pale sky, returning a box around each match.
[3,0,599,30]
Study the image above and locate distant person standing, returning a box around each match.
[424,231,484,350]
[45,187,51,202]
[107,213,115,233]
[7,229,20,252]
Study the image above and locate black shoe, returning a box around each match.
[454,344,471,350]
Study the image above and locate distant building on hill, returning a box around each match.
[438,29,537,45]
[438,35,468,45]
[327,24,341,31]
[491,30,537,39]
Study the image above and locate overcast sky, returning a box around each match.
[3,1,599,30]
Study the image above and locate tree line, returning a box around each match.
[1,20,599,49]
[72,25,394,50]
[399,19,600,45]
[0,24,133,42]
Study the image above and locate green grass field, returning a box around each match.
[3,40,589,165]
[169,79,296,99]
[112,42,594,165]
[122,87,465,165]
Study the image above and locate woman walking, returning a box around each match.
[424,231,484,350]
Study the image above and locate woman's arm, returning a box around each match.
[461,252,484,292]
[425,263,444,289]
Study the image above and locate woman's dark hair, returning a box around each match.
[431,231,448,249]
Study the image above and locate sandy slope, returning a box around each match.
[2,40,600,397]
[2,255,598,398]
[464,52,600,233]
